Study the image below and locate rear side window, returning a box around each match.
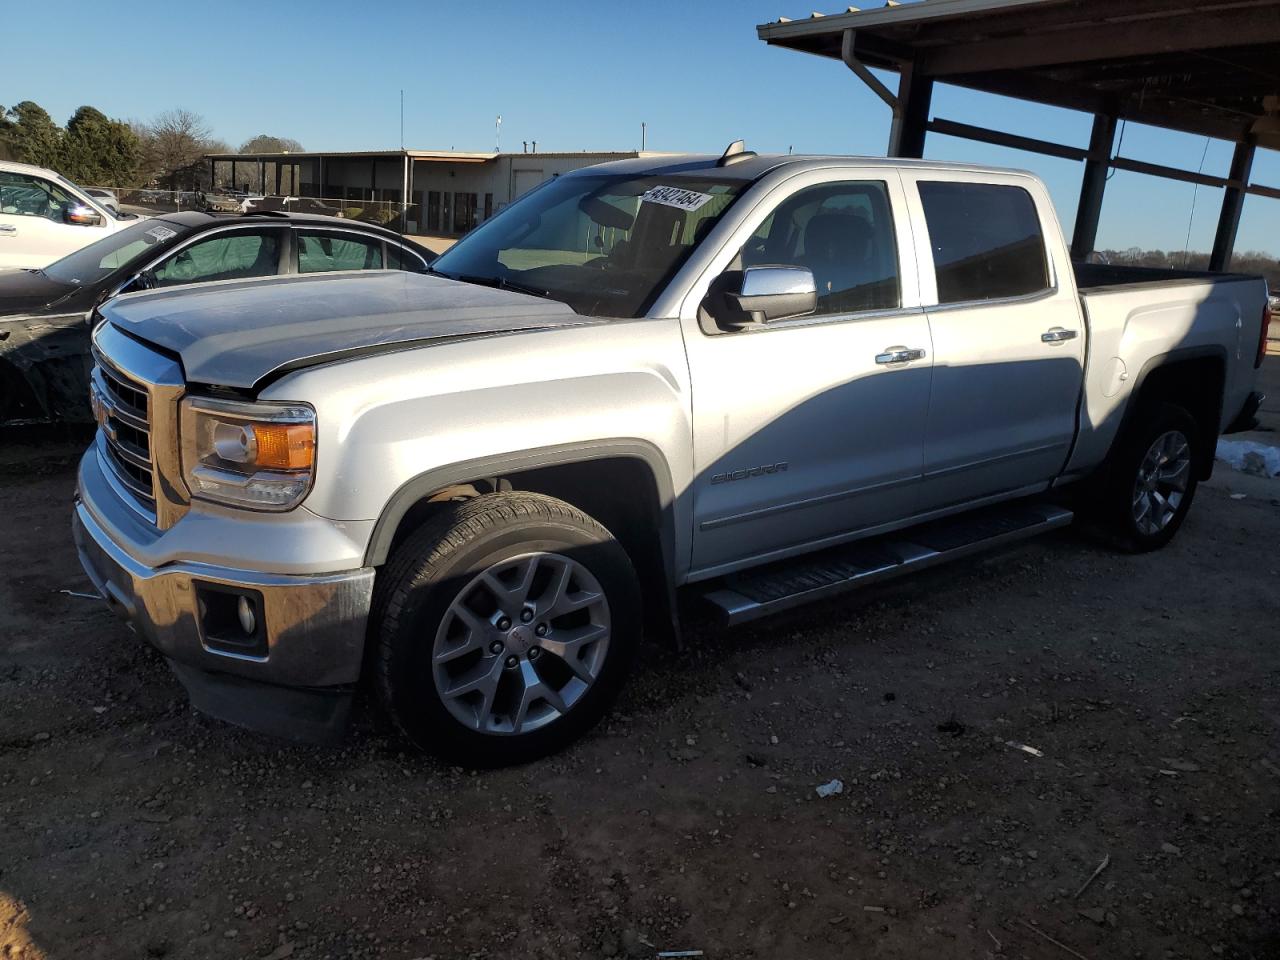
[918,181,1048,304]
[297,231,383,273]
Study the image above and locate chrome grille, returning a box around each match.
[91,348,156,517]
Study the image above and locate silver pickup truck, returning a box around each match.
[73,147,1270,765]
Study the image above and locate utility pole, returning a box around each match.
[496,115,502,153]
[399,90,405,150]
[641,121,646,151]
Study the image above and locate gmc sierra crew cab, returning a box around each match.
[73,145,1270,765]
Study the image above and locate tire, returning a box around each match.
[373,492,641,766]
[1101,401,1201,553]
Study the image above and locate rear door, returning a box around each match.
[682,170,933,576]
[900,173,1085,507]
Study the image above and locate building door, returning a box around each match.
[427,191,441,232]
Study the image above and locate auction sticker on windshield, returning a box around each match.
[145,225,178,242]
[640,185,714,212]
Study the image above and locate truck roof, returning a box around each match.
[570,151,1035,183]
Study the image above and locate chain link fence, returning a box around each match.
[97,188,417,231]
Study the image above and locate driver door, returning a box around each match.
[0,169,109,269]
[683,172,933,576]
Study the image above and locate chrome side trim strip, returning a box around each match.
[921,440,1070,480]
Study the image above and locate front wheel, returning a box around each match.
[373,492,641,766]
[1101,402,1201,552]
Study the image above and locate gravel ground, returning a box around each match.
[1,439,1277,960]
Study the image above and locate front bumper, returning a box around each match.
[73,474,376,742]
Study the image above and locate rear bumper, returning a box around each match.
[73,480,375,742]
[1225,391,1264,434]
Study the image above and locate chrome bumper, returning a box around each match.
[73,495,374,691]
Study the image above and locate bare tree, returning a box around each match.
[139,108,212,190]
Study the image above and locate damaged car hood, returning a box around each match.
[98,270,597,389]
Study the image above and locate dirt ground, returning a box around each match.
[1,435,1278,960]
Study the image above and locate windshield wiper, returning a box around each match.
[434,269,555,301]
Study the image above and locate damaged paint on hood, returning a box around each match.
[98,270,597,389]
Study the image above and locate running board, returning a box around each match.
[701,501,1073,627]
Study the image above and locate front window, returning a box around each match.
[151,230,283,288]
[43,219,186,285]
[737,180,900,316]
[0,171,76,223]
[430,173,747,318]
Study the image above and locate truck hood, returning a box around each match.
[98,270,594,389]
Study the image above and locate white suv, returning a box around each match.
[0,160,132,269]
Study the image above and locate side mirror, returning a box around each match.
[725,265,817,326]
[64,203,104,227]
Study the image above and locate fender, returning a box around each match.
[364,437,679,576]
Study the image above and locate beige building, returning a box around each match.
[205,148,657,236]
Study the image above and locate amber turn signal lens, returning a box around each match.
[251,423,315,470]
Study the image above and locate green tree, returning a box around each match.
[5,101,63,167]
[63,106,143,187]
[0,105,14,161]
[239,134,304,154]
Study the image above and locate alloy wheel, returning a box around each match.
[431,552,611,736]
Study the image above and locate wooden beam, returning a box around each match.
[1108,156,1239,190]
[946,69,1251,141]
[1072,112,1117,260]
[1245,181,1280,202]
[919,6,1280,76]
[893,66,933,158]
[1210,137,1255,270]
[927,117,1089,160]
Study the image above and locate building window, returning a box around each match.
[484,193,494,221]
[427,191,441,232]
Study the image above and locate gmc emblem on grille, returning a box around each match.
[89,384,117,442]
[710,462,789,484]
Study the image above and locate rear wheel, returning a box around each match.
[1101,402,1201,552]
[373,492,641,766]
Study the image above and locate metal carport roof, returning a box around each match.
[757,0,1280,267]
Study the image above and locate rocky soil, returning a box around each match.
[1,440,1277,959]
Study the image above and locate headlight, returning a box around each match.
[180,396,316,510]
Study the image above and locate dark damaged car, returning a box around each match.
[0,211,432,423]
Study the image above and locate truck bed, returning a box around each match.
[1073,261,1254,291]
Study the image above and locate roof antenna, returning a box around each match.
[717,139,758,166]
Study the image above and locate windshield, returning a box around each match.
[42,219,186,286]
[430,173,746,318]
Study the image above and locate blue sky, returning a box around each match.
[9,0,1278,254]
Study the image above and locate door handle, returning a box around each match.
[875,346,926,365]
[1041,327,1078,343]
[0,225,17,235]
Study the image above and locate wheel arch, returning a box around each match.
[365,440,682,646]
[1102,346,1227,484]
